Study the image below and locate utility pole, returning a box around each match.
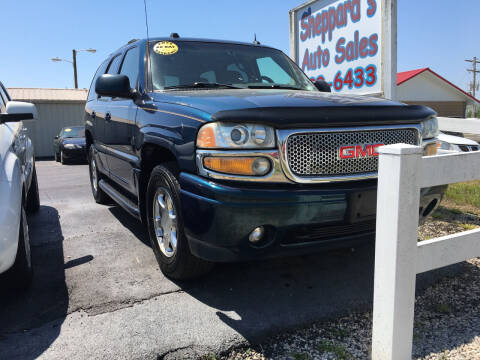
[466,57,480,98]
[466,57,480,117]
[72,49,78,89]
[51,48,95,89]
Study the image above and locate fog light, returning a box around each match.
[249,226,265,243]
[251,158,271,176]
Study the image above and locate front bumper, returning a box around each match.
[61,147,87,159]
[179,173,446,262]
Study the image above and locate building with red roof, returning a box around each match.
[397,68,479,118]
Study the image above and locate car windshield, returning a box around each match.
[149,41,316,91]
[61,127,84,138]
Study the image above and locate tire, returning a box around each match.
[54,152,60,162]
[26,165,40,214]
[6,206,33,290]
[88,146,109,204]
[146,165,213,280]
[60,151,66,165]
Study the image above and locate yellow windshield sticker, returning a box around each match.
[65,128,72,132]
[153,41,178,55]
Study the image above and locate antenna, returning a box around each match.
[143,0,150,40]
[143,0,152,92]
[253,33,261,45]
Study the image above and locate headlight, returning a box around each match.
[64,144,76,149]
[197,122,275,149]
[421,117,439,139]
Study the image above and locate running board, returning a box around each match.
[98,179,141,219]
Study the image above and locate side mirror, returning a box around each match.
[96,74,135,99]
[54,135,59,139]
[314,80,332,93]
[0,101,38,124]
[0,113,34,124]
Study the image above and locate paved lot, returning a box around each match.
[0,161,459,359]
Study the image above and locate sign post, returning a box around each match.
[290,0,397,99]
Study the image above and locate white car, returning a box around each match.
[0,82,40,288]
[437,132,480,154]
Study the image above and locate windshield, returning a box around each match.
[149,41,316,91]
[61,127,85,138]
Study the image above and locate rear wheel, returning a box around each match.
[6,206,33,290]
[146,165,213,280]
[88,146,109,204]
[26,165,40,213]
[54,152,60,162]
[60,151,66,165]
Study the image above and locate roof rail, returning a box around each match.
[127,39,139,45]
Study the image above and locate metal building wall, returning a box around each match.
[24,102,85,157]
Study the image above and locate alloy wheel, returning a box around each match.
[153,187,178,258]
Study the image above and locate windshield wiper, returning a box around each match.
[164,82,242,90]
[247,84,303,90]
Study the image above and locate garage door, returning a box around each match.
[404,101,466,118]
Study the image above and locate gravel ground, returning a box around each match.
[213,206,480,360]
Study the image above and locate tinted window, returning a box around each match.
[107,55,122,75]
[119,47,140,87]
[87,60,109,102]
[0,94,5,113]
[0,83,9,110]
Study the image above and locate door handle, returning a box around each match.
[91,111,96,119]
[105,112,111,121]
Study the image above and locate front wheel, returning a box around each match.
[60,151,66,165]
[26,165,40,213]
[88,146,109,204]
[146,165,213,280]
[5,206,33,290]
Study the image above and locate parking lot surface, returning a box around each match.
[0,161,458,359]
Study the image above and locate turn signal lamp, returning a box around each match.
[424,142,437,156]
[197,125,217,148]
[203,157,271,176]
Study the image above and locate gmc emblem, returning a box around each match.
[338,144,385,160]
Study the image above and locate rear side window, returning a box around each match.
[87,61,109,102]
[119,47,140,88]
[107,55,122,74]
[0,93,5,113]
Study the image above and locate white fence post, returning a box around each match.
[372,144,423,360]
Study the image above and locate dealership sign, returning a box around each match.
[290,0,396,98]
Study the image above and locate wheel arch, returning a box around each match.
[138,143,179,223]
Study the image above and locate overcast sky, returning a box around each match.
[0,0,477,93]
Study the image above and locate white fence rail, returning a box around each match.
[371,144,480,359]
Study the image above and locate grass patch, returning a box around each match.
[445,181,480,208]
[460,223,478,231]
[289,351,310,360]
[327,327,350,339]
[315,341,351,359]
[434,303,452,314]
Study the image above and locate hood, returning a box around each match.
[152,89,435,128]
[62,137,86,145]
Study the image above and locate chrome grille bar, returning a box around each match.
[277,125,422,183]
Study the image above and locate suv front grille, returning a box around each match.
[286,129,419,177]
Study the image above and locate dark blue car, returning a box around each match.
[85,36,445,280]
